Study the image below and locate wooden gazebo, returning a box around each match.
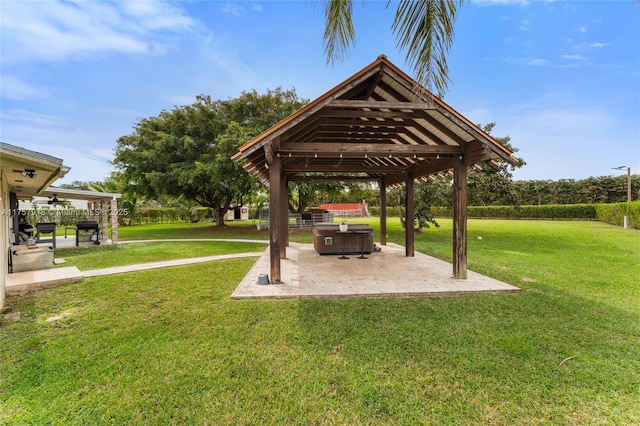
[233,55,519,283]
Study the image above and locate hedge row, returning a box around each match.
[35,202,638,228]
[432,204,599,220]
[373,203,640,226]
[127,207,214,225]
[595,201,640,228]
[370,204,599,220]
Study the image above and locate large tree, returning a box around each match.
[113,89,307,226]
[466,123,525,206]
[319,0,464,96]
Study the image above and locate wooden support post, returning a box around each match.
[379,178,387,245]
[269,155,282,283]
[405,172,415,257]
[453,158,468,279]
[280,173,288,258]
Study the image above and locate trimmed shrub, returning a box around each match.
[433,204,598,220]
[127,207,214,225]
[596,201,640,228]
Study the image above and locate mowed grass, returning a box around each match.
[56,241,268,270]
[1,218,639,424]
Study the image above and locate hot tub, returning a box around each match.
[312,223,374,255]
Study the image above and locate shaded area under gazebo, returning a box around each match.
[233,55,520,284]
[232,242,520,299]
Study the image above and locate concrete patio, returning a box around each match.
[5,239,520,299]
[232,242,521,299]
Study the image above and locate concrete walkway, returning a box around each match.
[84,252,265,277]
[7,238,269,296]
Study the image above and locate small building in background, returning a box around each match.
[318,201,370,218]
[224,205,249,221]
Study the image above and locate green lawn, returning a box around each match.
[56,241,268,270]
[1,219,638,424]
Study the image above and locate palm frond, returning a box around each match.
[317,0,356,65]
[391,0,462,97]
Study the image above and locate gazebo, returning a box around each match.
[233,55,519,283]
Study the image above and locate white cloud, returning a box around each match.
[496,95,634,180]
[528,58,550,66]
[1,110,115,183]
[1,109,68,128]
[576,26,588,33]
[164,94,199,106]
[561,54,586,61]
[0,0,196,64]
[0,76,51,100]
[220,2,246,16]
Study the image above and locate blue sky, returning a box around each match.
[1,0,638,185]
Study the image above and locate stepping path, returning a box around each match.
[84,251,266,277]
[7,239,268,295]
[85,239,269,277]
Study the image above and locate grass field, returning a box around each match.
[1,218,638,424]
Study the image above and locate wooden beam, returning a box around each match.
[279,142,462,157]
[327,100,435,110]
[269,155,282,283]
[405,171,415,257]
[319,109,423,119]
[380,178,387,245]
[453,158,467,279]
[287,175,378,182]
[284,164,407,173]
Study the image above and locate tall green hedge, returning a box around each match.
[120,207,214,225]
[595,201,640,228]
[433,204,598,220]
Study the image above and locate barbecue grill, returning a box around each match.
[36,222,57,249]
[76,221,100,246]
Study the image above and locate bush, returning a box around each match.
[434,204,598,220]
[368,206,405,217]
[126,207,214,225]
[596,201,640,228]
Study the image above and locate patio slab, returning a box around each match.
[231,242,520,299]
[6,266,84,296]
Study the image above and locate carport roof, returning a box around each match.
[0,141,70,197]
[233,55,519,187]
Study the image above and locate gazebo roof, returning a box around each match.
[233,55,519,187]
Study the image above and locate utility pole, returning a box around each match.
[612,166,633,229]
[613,166,632,202]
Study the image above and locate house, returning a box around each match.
[0,142,70,310]
[1,142,122,310]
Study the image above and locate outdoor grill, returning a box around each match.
[76,221,100,246]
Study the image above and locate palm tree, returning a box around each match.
[319,0,464,96]
[88,179,119,194]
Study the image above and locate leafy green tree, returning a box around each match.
[287,180,344,213]
[59,181,92,190]
[113,90,307,226]
[319,0,465,96]
[466,123,525,206]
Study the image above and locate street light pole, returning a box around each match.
[627,167,631,202]
[613,166,632,202]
